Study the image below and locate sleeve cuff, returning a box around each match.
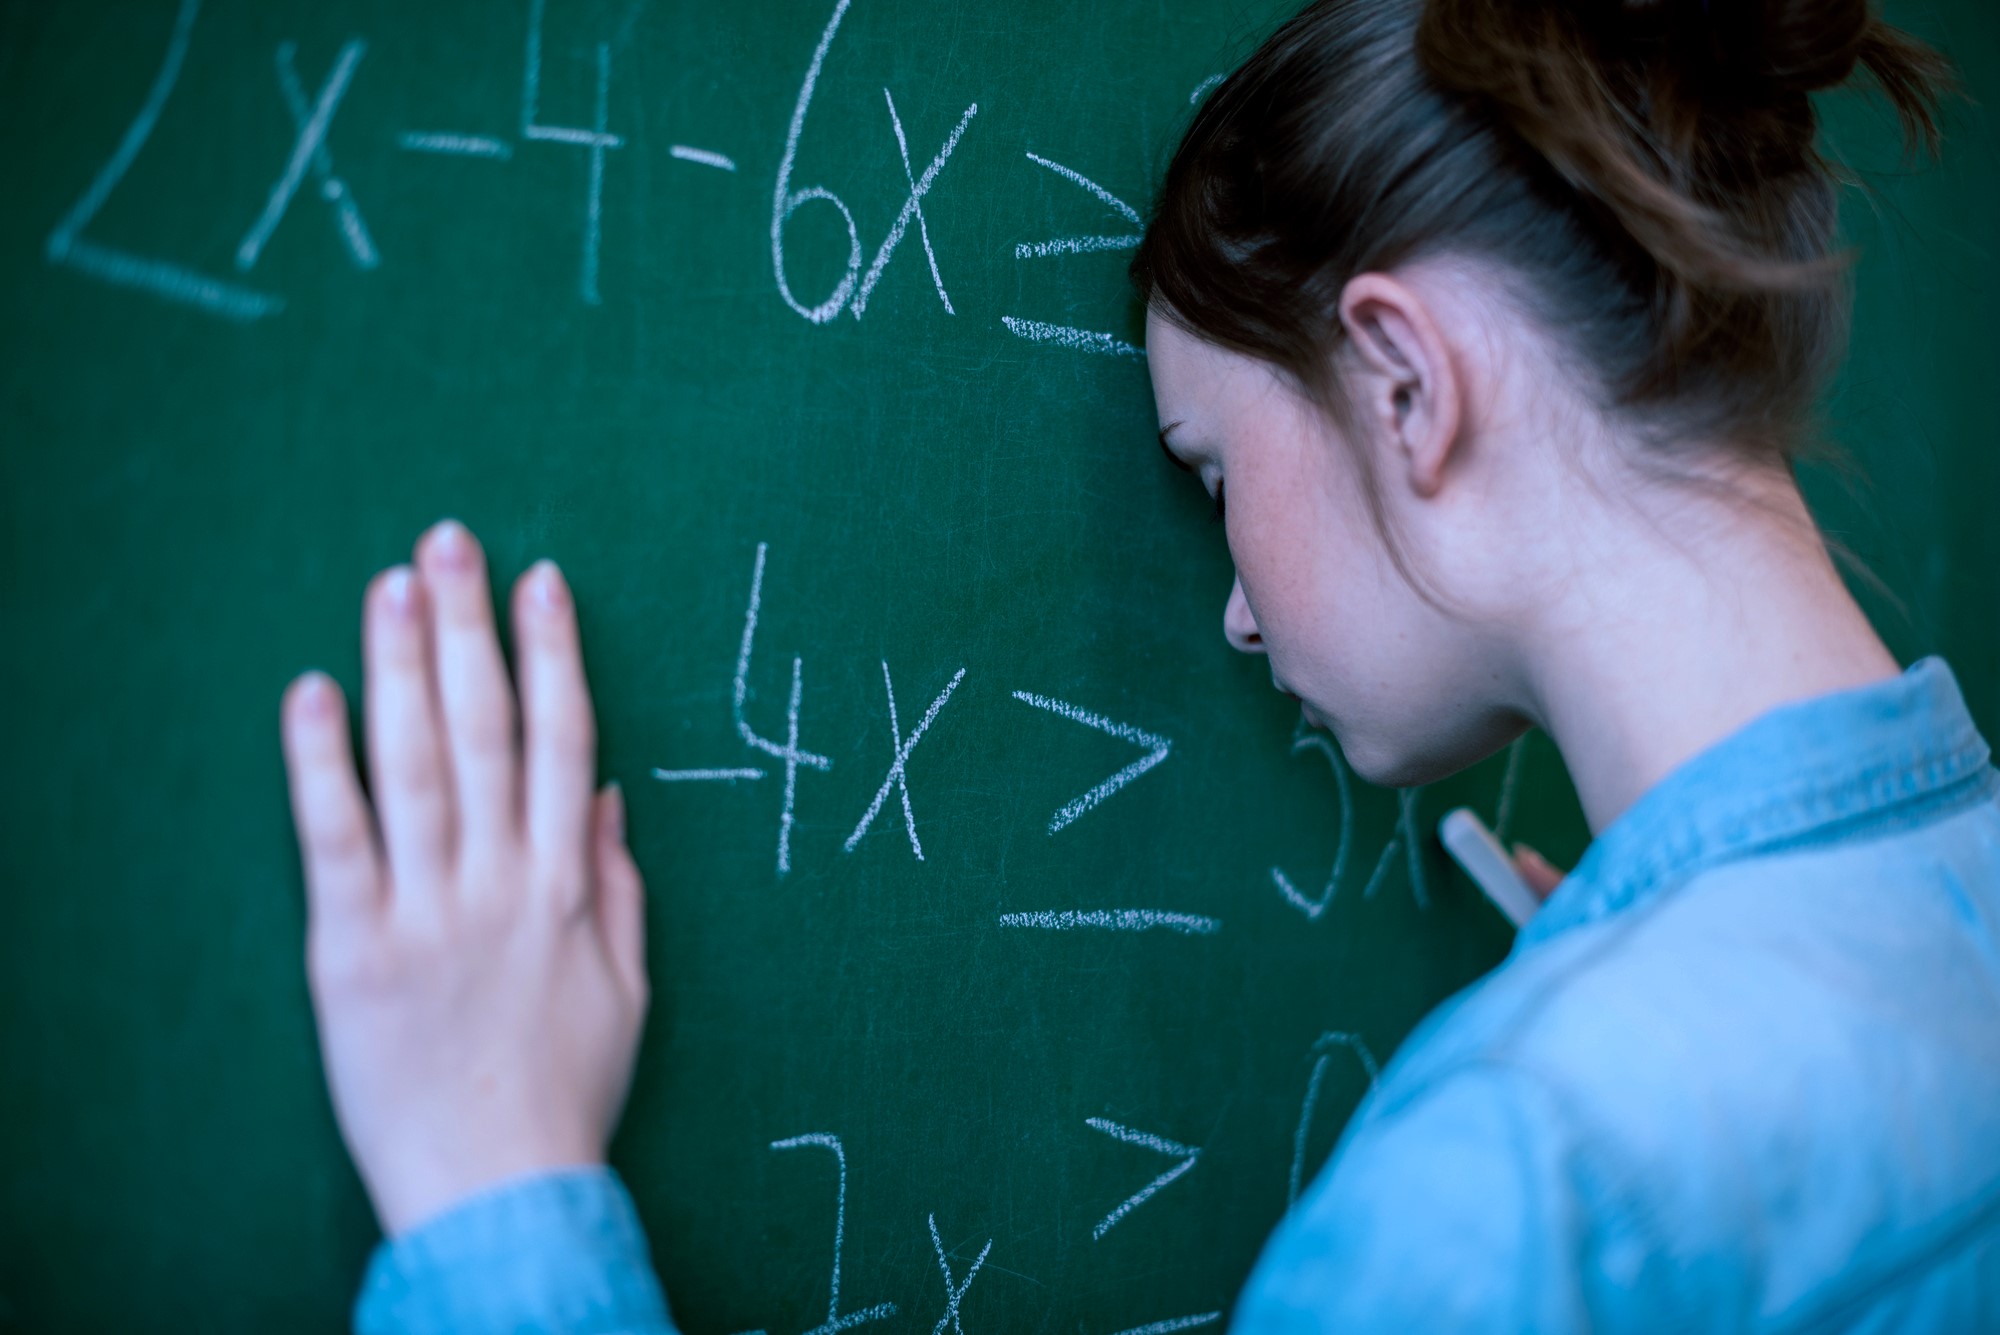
[353,1166,675,1335]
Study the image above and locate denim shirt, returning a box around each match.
[355,657,2000,1334]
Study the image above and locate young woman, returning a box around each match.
[278,0,1997,1329]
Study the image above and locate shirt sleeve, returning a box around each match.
[1232,1065,1599,1333]
[353,1166,678,1335]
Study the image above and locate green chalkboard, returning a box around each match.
[0,0,1992,1330]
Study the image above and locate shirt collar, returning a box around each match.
[1518,656,1998,948]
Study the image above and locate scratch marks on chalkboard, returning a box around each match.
[845,663,966,860]
[770,1133,899,1334]
[997,910,1219,936]
[1011,692,1171,832]
[44,0,285,321]
[1288,1031,1379,1205]
[1269,727,1355,921]
[1108,1314,1223,1335]
[237,38,367,271]
[1012,152,1142,259]
[271,41,378,270]
[928,1213,992,1335]
[1085,1117,1202,1240]
[670,145,738,170]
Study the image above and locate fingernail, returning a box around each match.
[606,780,625,840]
[432,519,472,569]
[297,671,334,716]
[532,560,568,611]
[384,567,416,617]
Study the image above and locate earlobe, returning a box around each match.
[1338,273,1463,500]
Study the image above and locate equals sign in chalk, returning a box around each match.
[1438,807,1542,928]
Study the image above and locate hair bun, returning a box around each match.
[1609,0,1872,93]
[1750,0,1872,89]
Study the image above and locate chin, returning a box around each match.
[1330,715,1521,790]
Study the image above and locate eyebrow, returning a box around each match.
[1156,420,1192,472]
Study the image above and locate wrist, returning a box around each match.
[370,1143,608,1238]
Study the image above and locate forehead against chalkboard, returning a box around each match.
[2,0,1993,1329]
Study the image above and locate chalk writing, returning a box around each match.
[735,544,832,875]
[999,317,1143,359]
[237,38,367,271]
[772,0,860,322]
[520,0,622,302]
[44,0,285,320]
[1012,152,1142,260]
[849,90,978,318]
[1399,787,1429,909]
[773,0,978,322]
[997,910,1218,936]
[927,1212,992,1335]
[1109,1315,1224,1335]
[1002,150,1145,357]
[1269,726,1355,920]
[653,767,765,782]
[1494,734,1527,841]
[652,544,827,876]
[1085,1117,1201,1240]
[1188,74,1225,105]
[269,41,378,269]
[1288,1031,1379,1205]
[1352,839,1400,903]
[398,131,513,158]
[670,145,737,171]
[1011,692,1171,833]
[770,1133,898,1335]
[844,663,967,860]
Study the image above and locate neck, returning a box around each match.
[1517,465,1899,835]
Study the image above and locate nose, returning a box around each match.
[1223,574,1265,655]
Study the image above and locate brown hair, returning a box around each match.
[1132,0,1951,467]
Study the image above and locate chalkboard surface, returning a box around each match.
[1,0,1992,1330]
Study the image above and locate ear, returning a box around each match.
[1337,273,1463,500]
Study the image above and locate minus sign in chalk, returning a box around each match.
[1438,807,1541,928]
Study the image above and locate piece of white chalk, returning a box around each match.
[1438,807,1541,928]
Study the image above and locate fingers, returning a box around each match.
[1512,843,1565,900]
[363,566,456,901]
[592,782,648,1002]
[514,561,597,889]
[414,521,520,858]
[281,671,383,927]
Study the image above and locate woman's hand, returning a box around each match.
[279,519,648,1237]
